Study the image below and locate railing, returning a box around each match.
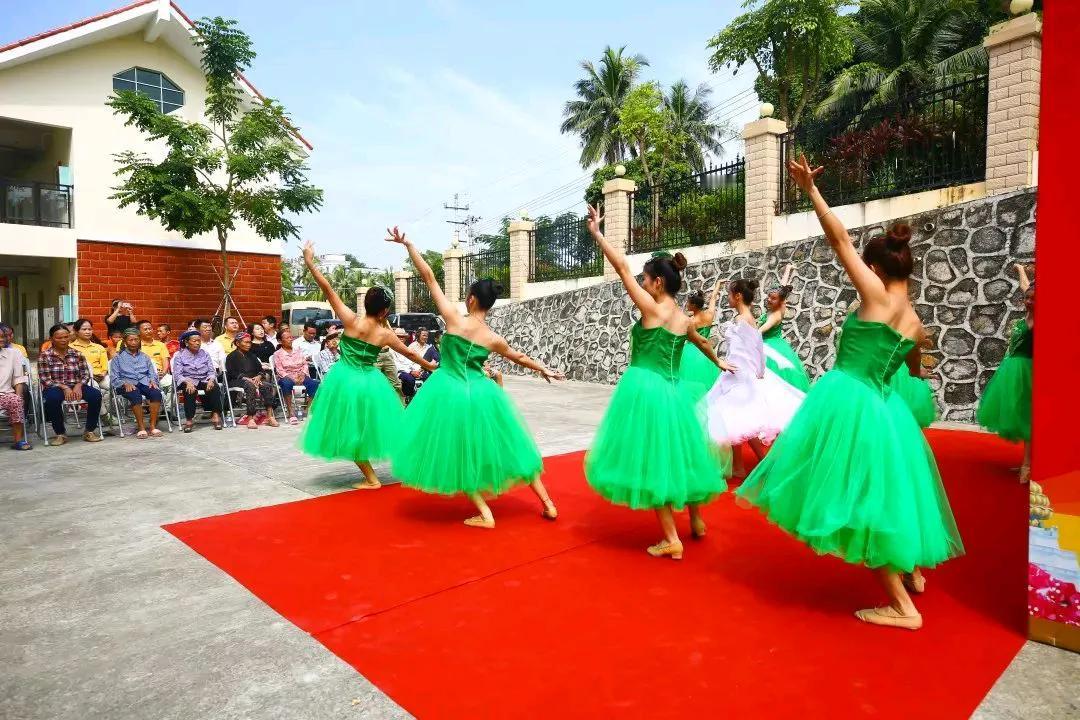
[459,247,510,299]
[405,276,435,313]
[629,159,745,254]
[1,179,73,228]
[529,213,604,282]
[778,75,989,214]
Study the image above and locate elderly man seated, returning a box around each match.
[0,327,30,450]
[390,327,422,401]
[172,329,224,432]
[273,327,320,424]
[110,328,164,439]
[38,323,103,445]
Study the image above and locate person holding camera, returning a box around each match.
[105,299,138,336]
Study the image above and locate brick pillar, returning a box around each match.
[984,12,1042,195]
[443,246,464,302]
[601,178,635,278]
[393,270,411,314]
[508,220,534,300]
[742,117,787,249]
[355,286,370,316]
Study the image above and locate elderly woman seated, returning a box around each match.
[171,329,224,432]
[109,328,163,439]
[225,331,280,429]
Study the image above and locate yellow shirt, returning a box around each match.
[11,343,27,358]
[216,333,236,354]
[141,339,170,375]
[71,338,109,377]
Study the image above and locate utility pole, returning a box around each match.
[444,193,480,253]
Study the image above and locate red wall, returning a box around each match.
[76,240,281,337]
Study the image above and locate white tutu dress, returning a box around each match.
[705,319,805,445]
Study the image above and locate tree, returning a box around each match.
[405,249,444,285]
[707,0,852,129]
[560,46,649,169]
[474,216,512,254]
[664,80,728,172]
[107,17,322,319]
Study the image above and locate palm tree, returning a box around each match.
[664,80,727,172]
[816,0,990,117]
[561,46,649,169]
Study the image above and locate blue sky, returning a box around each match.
[4,0,756,268]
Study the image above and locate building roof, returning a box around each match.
[0,0,313,150]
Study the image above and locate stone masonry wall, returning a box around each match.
[488,189,1036,423]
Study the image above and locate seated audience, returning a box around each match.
[314,331,341,377]
[0,328,30,450]
[195,318,227,372]
[261,316,279,347]
[106,328,123,359]
[247,323,276,364]
[71,318,112,418]
[216,316,241,354]
[273,328,320,424]
[408,328,433,361]
[295,322,322,362]
[225,332,279,429]
[110,328,164,439]
[157,324,180,357]
[1,324,27,358]
[105,299,137,336]
[172,329,224,432]
[375,320,404,403]
[391,327,422,401]
[38,323,103,445]
[138,320,172,393]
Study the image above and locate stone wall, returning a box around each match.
[488,188,1036,423]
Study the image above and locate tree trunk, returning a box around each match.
[218,228,232,322]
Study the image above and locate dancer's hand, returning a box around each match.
[539,366,565,383]
[919,367,932,379]
[718,359,737,373]
[385,226,409,246]
[788,154,823,193]
[585,204,604,239]
[302,239,315,264]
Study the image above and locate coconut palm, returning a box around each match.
[664,80,728,172]
[561,46,649,169]
[816,0,991,117]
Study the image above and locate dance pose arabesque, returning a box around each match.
[298,240,436,489]
[385,227,565,529]
[758,264,812,393]
[584,204,734,560]
[736,155,964,630]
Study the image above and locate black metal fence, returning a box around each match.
[459,247,510,299]
[629,159,745,254]
[529,213,604,282]
[405,276,435,313]
[778,75,989,214]
[1,179,73,228]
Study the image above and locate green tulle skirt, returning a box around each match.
[889,372,938,429]
[392,370,542,496]
[763,335,811,392]
[299,362,402,463]
[736,368,964,573]
[587,367,730,510]
[977,355,1032,443]
[678,343,720,402]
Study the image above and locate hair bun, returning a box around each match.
[748,279,760,290]
[886,223,912,250]
[672,252,687,271]
[493,282,504,296]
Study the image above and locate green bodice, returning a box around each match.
[1007,319,1033,358]
[696,324,713,339]
[629,321,686,381]
[438,333,491,379]
[834,313,915,393]
[338,335,381,368]
[758,312,782,340]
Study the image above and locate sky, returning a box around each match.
[3,0,757,269]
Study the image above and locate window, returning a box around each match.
[112,67,184,114]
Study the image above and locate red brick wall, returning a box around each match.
[76,240,281,337]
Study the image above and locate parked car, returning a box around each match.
[389,313,445,343]
[281,301,333,336]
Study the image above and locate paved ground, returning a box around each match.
[2,376,1077,719]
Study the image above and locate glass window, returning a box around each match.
[112,67,184,114]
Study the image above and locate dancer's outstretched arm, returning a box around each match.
[688,327,736,372]
[489,335,564,383]
[303,240,358,326]
[1015,263,1032,292]
[789,155,888,309]
[385,226,461,323]
[759,265,794,335]
[585,203,658,317]
[703,273,724,322]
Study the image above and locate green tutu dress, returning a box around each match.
[678,324,720,401]
[736,313,964,573]
[587,322,729,510]
[758,313,811,392]
[889,371,938,429]
[393,333,542,496]
[977,319,1033,443]
[299,335,402,462]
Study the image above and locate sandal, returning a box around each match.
[183,422,194,434]
[48,435,67,446]
[541,501,558,521]
[135,430,148,440]
[464,515,495,529]
[855,606,922,630]
[83,432,102,443]
[246,418,258,429]
[288,416,299,425]
[11,440,32,451]
[646,540,684,560]
[149,428,164,438]
[265,417,279,428]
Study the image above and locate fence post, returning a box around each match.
[742,117,787,249]
[508,220,535,300]
[393,270,411,314]
[601,178,635,278]
[984,11,1042,195]
[355,285,370,317]
[443,245,464,303]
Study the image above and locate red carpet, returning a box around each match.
[165,429,1028,719]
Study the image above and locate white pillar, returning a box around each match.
[984,12,1042,195]
[508,220,534,301]
[393,270,411,314]
[742,117,787,249]
[601,178,635,279]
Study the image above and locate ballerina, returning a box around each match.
[298,241,435,489]
[583,204,733,560]
[704,278,805,475]
[386,227,564,528]
[977,263,1034,482]
[736,155,964,630]
[758,264,811,392]
[677,275,725,402]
